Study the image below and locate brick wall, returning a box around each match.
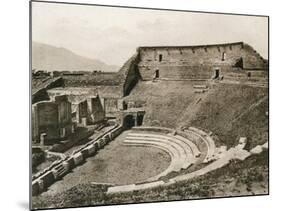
[137,42,267,80]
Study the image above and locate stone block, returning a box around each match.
[32,181,40,196]
[73,152,84,165]
[86,144,96,155]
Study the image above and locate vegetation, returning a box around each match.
[188,83,268,148]
[32,81,269,209]
[127,82,268,148]
[32,150,268,209]
[125,80,197,128]
[32,149,45,168]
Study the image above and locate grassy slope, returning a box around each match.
[186,83,268,148]
[127,81,268,148]
[125,80,199,128]
[32,150,268,209]
[32,81,269,209]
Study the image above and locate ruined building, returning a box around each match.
[32,95,73,144]
[47,88,105,126]
[32,41,268,144]
[137,42,268,80]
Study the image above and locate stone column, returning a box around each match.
[134,114,138,126]
[76,104,80,123]
[60,128,66,138]
[117,99,124,110]
[40,133,46,145]
[81,117,87,127]
[87,98,93,114]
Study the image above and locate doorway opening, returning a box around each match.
[123,115,135,129]
[214,68,220,79]
[137,114,144,126]
[222,52,226,61]
[247,72,251,79]
[155,69,159,79]
[159,54,162,62]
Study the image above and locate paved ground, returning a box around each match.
[40,130,171,196]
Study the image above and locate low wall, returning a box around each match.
[32,124,124,196]
[131,126,174,134]
[138,65,214,80]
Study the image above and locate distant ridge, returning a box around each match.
[32,42,119,72]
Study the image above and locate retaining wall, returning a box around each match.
[32,124,124,196]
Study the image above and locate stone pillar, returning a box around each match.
[71,124,75,133]
[76,105,80,123]
[134,115,138,126]
[81,117,87,127]
[60,128,66,138]
[87,98,93,114]
[40,133,46,145]
[100,98,105,111]
[117,99,124,110]
[90,114,95,123]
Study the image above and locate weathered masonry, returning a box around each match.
[47,88,105,126]
[32,95,73,144]
[136,42,268,80]
[31,41,268,134]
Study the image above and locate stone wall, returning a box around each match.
[137,42,267,80]
[32,95,72,143]
[32,77,64,104]
[104,98,119,116]
[32,124,124,196]
[75,97,106,125]
[62,73,121,87]
[88,96,105,124]
[77,100,88,124]
[48,89,105,125]
[118,54,141,96]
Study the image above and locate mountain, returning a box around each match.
[32,42,119,72]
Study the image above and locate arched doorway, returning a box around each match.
[123,115,135,129]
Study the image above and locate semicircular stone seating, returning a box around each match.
[123,131,201,182]
[184,127,216,163]
[108,127,219,194]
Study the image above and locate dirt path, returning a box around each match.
[176,89,211,129]
[231,96,268,124]
[38,130,170,197]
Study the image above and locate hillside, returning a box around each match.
[125,81,268,148]
[32,42,119,72]
[33,150,268,208]
[32,80,268,209]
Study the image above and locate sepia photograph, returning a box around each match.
[30,1,269,210]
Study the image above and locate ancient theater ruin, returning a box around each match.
[32,42,268,206]
[137,42,267,80]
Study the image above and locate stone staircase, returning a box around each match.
[193,84,208,93]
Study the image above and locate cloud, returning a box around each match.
[32,2,268,66]
[136,18,169,32]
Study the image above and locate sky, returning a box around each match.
[32,1,268,66]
